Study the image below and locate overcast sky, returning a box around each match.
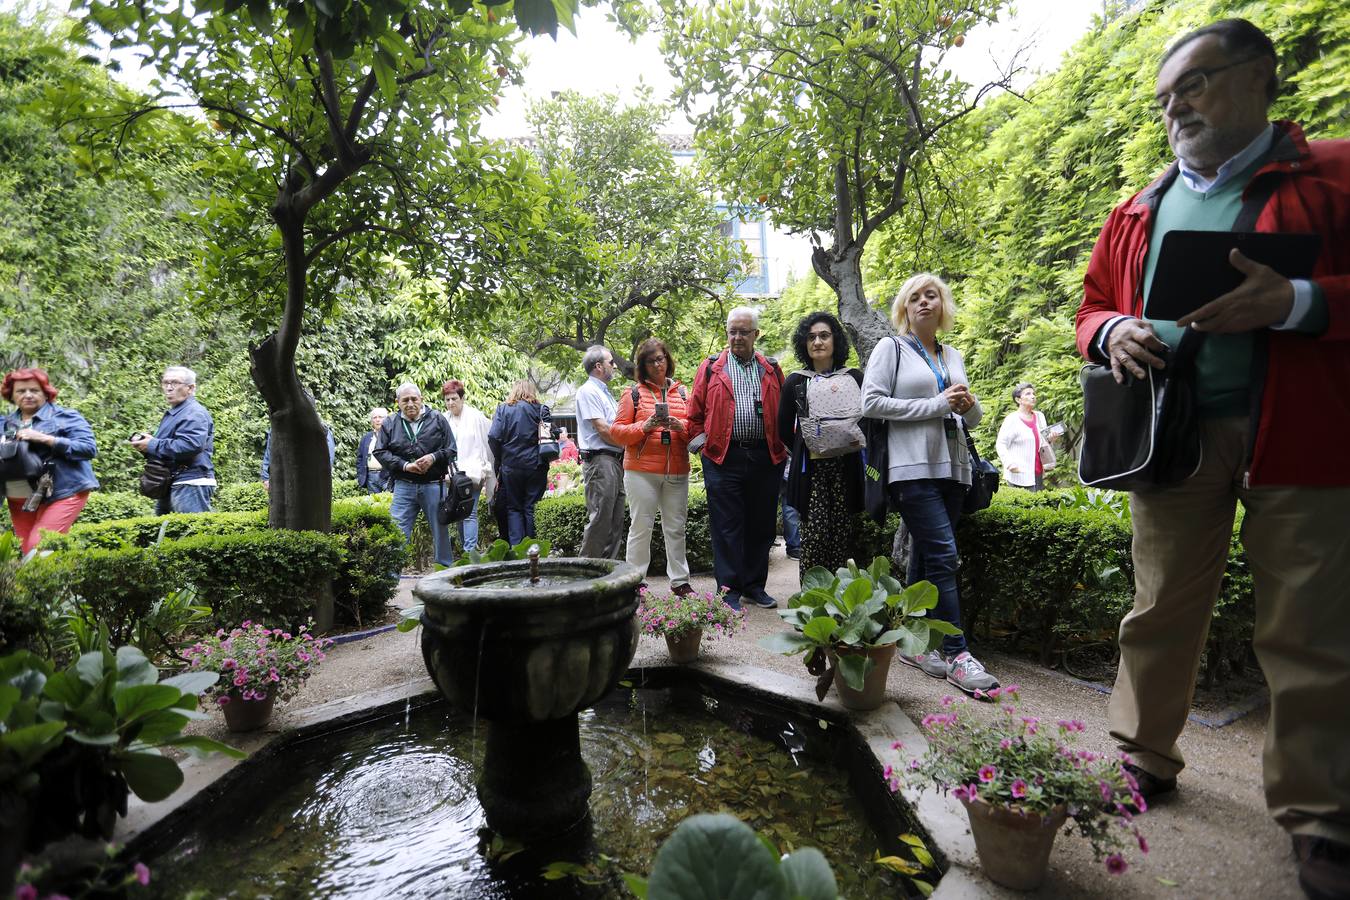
[480,1,1104,138]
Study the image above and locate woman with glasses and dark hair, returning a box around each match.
[611,338,694,595]
[2,367,99,553]
[776,312,865,578]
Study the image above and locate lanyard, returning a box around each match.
[904,336,950,392]
[400,414,424,444]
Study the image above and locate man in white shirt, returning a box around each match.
[575,345,625,559]
[441,379,493,553]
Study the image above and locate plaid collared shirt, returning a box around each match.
[727,351,764,441]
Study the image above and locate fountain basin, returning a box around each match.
[414,557,642,839]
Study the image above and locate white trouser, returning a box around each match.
[623,470,690,585]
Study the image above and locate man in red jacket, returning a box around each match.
[688,306,787,610]
[1075,19,1350,898]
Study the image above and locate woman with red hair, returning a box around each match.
[2,368,99,553]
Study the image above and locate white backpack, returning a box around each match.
[795,370,865,458]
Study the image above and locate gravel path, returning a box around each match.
[171,548,1299,900]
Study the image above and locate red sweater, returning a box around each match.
[1075,121,1350,486]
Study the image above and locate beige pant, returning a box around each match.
[1111,417,1350,843]
[623,470,691,586]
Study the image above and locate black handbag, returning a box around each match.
[962,428,1000,515]
[861,337,903,524]
[1078,328,1205,491]
[0,436,44,482]
[138,458,176,500]
[437,462,477,525]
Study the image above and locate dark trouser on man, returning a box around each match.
[579,450,625,559]
[703,441,780,609]
[1111,418,1350,850]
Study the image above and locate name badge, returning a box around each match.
[943,417,958,438]
[754,400,764,417]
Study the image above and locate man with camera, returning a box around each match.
[129,366,217,514]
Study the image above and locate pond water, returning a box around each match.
[144,673,931,898]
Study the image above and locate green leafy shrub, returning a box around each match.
[77,491,156,524]
[213,482,268,513]
[533,488,713,573]
[0,532,46,653]
[17,547,168,652]
[158,530,344,629]
[40,511,264,552]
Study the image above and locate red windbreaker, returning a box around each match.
[687,350,788,467]
[1075,121,1350,486]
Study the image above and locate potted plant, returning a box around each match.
[887,686,1147,889]
[761,557,957,710]
[636,586,745,663]
[183,621,332,732]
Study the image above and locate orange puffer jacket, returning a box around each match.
[610,379,691,475]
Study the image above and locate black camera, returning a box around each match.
[130,432,149,442]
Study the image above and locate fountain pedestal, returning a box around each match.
[415,558,641,841]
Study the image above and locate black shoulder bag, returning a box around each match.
[437,459,477,526]
[1077,174,1281,491]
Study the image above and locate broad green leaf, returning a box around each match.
[161,735,247,759]
[0,721,67,763]
[800,566,835,592]
[801,616,838,644]
[68,730,119,746]
[900,581,939,614]
[866,556,890,583]
[780,847,837,900]
[75,651,105,687]
[646,813,786,900]
[835,653,873,691]
[115,749,185,802]
[838,577,872,613]
[159,671,220,696]
[621,873,649,898]
[114,684,182,720]
[758,632,813,655]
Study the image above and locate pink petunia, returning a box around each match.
[16,885,37,900]
[951,784,975,803]
[890,740,904,750]
[1010,778,1028,798]
[978,765,997,783]
[999,738,1013,751]
[1136,831,1149,854]
[1105,854,1128,875]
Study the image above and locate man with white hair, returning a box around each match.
[130,365,217,513]
[356,407,389,493]
[576,344,625,559]
[375,383,458,567]
[687,307,787,610]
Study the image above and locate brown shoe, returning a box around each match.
[671,583,697,598]
[1116,763,1177,813]
[1294,835,1350,900]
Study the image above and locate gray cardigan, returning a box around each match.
[860,335,983,486]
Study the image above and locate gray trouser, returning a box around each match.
[579,452,625,560]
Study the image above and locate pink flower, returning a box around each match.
[233,673,247,687]
[890,740,904,750]
[999,738,1013,751]
[134,861,151,886]
[1010,778,1028,798]
[16,885,37,900]
[1105,853,1128,875]
[1136,831,1149,854]
[940,695,956,707]
[1131,791,1148,813]
[1099,781,1115,803]
[1057,719,1085,732]
[951,784,976,803]
[978,765,997,783]
[216,695,231,705]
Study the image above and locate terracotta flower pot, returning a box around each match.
[220,688,277,733]
[961,797,1068,890]
[665,628,703,664]
[829,643,896,710]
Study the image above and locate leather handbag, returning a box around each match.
[138,458,176,500]
[437,462,477,525]
[0,435,44,482]
[1078,328,1205,491]
[962,428,1000,515]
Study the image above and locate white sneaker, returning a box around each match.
[897,649,947,679]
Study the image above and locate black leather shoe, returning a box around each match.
[1295,835,1350,900]
[1123,763,1178,799]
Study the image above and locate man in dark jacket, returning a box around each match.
[355,407,388,493]
[130,365,216,514]
[1074,20,1350,897]
[374,383,457,567]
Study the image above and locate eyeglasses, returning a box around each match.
[727,329,756,338]
[807,332,833,344]
[397,396,422,403]
[1153,56,1260,115]
[161,380,188,388]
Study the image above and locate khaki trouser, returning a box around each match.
[1111,417,1350,843]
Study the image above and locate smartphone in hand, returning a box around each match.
[653,401,670,422]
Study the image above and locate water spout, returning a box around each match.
[527,544,540,584]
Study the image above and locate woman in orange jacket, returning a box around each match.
[610,338,695,596]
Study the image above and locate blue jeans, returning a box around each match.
[157,483,215,515]
[390,479,454,567]
[895,478,968,655]
[781,498,801,553]
[455,485,482,553]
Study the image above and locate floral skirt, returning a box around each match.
[801,456,856,577]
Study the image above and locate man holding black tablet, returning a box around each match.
[1075,19,1350,899]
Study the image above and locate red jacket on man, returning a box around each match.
[687,350,788,467]
[1075,121,1350,486]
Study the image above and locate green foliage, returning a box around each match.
[76,492,156,525]
[637,812,839,900]
[18,546,168,652]
[0,642,241,858]
[533,488,714,574]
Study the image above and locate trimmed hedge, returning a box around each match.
[533,487,714,575]
[214,479,370,513]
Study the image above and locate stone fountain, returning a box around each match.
[413,551,642,840]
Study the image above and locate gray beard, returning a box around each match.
[1172,118,1258,175]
